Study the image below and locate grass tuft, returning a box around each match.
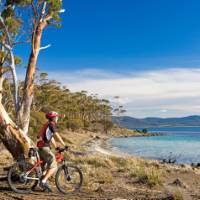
[130,166,162,188]
[172,189,184,200]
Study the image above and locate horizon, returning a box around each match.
[113,114,200,119]
[16,0,200,118]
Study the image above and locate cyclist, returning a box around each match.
[37,111,66,192]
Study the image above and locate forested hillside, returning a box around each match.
[113,115,200,128]
[3,72,113,140]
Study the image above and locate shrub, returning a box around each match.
[90,167,114,184]
[66,118,84,131]
[172,189,184,200]
[29,111,46,140]
[131,167,162,188]
[142,128,148,134]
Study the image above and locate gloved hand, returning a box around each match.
[55,147,62,151]
[65,145,69,150]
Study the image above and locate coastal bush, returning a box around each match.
[110,156,129,168]
[66,118,84,131]
[81,164,91,188]
[87,157,109,168]
[78,162,114,190]
[90,167,114,184]
[71,155,115,169]
[142,128,148,133]
[130,166,162,188]
[172,189,184,200]
[80,164,101,191]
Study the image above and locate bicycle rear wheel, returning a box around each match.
[55,164,83,194]
[7,161,39,194]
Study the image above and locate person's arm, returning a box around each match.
[51,137,57,148]
[54,132,65,147]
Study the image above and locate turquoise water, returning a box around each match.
[109,127,200,164]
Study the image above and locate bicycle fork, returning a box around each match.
[63,165,71,181]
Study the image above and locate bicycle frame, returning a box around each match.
[24,149,65,181]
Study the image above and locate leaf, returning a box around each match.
[14,56,21,65]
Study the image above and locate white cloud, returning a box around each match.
[21,67,200,118]
[160,109,168,113]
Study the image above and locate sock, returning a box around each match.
[42,179,47,184]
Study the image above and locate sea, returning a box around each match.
[108,127,200,164]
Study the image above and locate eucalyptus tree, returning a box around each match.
[0,0,64,159]
[113,96,127,128]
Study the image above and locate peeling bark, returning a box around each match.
[0,74,33,159]
[19,24,45,134]
[0,2,54,158]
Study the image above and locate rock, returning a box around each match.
[169,178,187,188]
[95,186,105,193]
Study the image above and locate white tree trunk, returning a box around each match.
[0,75,33,159]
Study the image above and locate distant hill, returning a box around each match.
[112,115,200,129]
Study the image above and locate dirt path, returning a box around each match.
[0,182,174,200]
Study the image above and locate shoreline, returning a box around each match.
[92,133,200,168]
[90,133,152,158]
[1,129,200,199]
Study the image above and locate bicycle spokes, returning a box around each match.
[8,162,39,194]
[55,165,83,194]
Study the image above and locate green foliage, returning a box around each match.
[65,118,84,131]
[1,7,15,18]
[5,17,21,34]
[48,0,62,12]
[14,56,22,65]
[0,51,6,61]
[30,73,113,133]
[0,0,64,77]
[29,111,46,140]
[142,128,148,134]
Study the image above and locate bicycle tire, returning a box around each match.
[55,164,83,194]
[7,161,39,194]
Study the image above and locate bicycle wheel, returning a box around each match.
[7,161,39,194]
[55,164,83,194]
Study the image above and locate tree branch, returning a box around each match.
[0,16,19,115]
[39,1,47,23]
[39,44,51,51]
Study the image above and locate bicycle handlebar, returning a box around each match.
[55,146,68,153]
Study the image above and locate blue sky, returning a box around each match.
[17,0,200,118]
[38,0,200,71]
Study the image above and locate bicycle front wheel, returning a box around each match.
[7,161,39,194]
[55,164,83,194]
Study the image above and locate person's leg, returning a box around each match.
[41,167,57,183]
[41,149,57,183]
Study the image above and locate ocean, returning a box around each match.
[108,127,200,164]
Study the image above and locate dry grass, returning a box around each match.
[90,167,114,184]
[70,154,115,169]
[60,130,168,191]
[79,162,114,191]
[130,166,163,188]
[171,189,184,200]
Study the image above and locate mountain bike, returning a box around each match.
[7,147,83,194]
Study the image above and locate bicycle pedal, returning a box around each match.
[66,176,71,181]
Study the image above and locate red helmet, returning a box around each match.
[46,111,58,119]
